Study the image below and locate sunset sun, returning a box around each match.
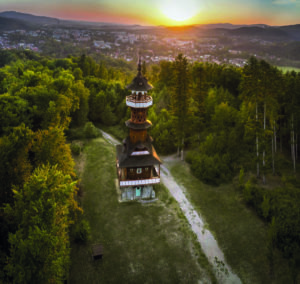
[159,0,201,23]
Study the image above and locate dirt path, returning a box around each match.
[160,163,241,284]
[99,129,119,146]
[101,130,241,283]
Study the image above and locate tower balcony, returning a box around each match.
[117,165,160,188]
[126,94,153,108]
[119,177,160,188]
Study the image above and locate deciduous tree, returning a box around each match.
[5,165,78,283]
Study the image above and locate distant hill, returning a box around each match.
[0,11,60,25]
[228,26,290,40]
[204,26,299,41]
[279,24,300,40]
[0,16,35,31]
[0,11,134,29]
[198,23,269,30]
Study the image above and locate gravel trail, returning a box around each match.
[160,164,241,284]
[100,129,119,146]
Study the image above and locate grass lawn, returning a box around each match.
[165,158,292,284]
[69,137,215,283]
[277,66,300,73]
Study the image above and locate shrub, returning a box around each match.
[65,127,85,140]
[241,181,300,280]
[73,219,91,243]
[186,151,232,185]
[281,174,299,187]
[84,122,100,138]
[242,180,264,216]
[71,143,81,155]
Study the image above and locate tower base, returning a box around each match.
[120,185,155,202]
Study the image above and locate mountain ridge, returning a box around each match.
[0,11,300,40]
[1,10,300,29]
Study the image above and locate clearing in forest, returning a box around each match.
[70,136,215,283]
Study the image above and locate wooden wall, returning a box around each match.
[129,129,147,144]
[131,108,147,124]
[125,166,152,180]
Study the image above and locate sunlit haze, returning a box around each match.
[159,0,202,23]
[0,0,299,25]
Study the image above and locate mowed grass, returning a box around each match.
[165,158,291,284]
[69,137,215,284]
[277,66,300,73]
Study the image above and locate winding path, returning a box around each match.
[160,163,241,284]
[101,130,241,283]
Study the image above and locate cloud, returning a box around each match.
[272,0,299,4]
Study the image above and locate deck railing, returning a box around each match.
[126,95,152,104]
[126,96,153,108]
[119,177,160,187]
[117,166,160,188]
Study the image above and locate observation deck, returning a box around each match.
[118,165,160,188]
[126,94,153,108]
[119,177,160,188]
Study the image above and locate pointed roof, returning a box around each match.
[116,136,161,168]
[126,57,153,92]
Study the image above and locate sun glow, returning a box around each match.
[159,0,201,23]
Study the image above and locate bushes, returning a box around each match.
[242,180,264,216]
[65,127,85,140]
[71,143,81,155]
[83,122,101,138]
[73,219,91,243]
[241,176,300,222]
[241,178,300,281]
[66,122,101,141]
[186,151,233,185]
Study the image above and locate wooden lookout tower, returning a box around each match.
[116,59,161,201]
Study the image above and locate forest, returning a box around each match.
[0,49,299,283]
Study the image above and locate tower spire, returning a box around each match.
[138,55,142,74]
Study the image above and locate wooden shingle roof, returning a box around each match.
[126,59,153,92]
[116,136,161,168]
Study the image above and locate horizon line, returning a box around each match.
[0,10,299,27]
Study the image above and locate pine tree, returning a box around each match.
[171,54,190,160]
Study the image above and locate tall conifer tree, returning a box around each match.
[172,54,190,160]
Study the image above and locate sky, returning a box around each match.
[0,0,299,26]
